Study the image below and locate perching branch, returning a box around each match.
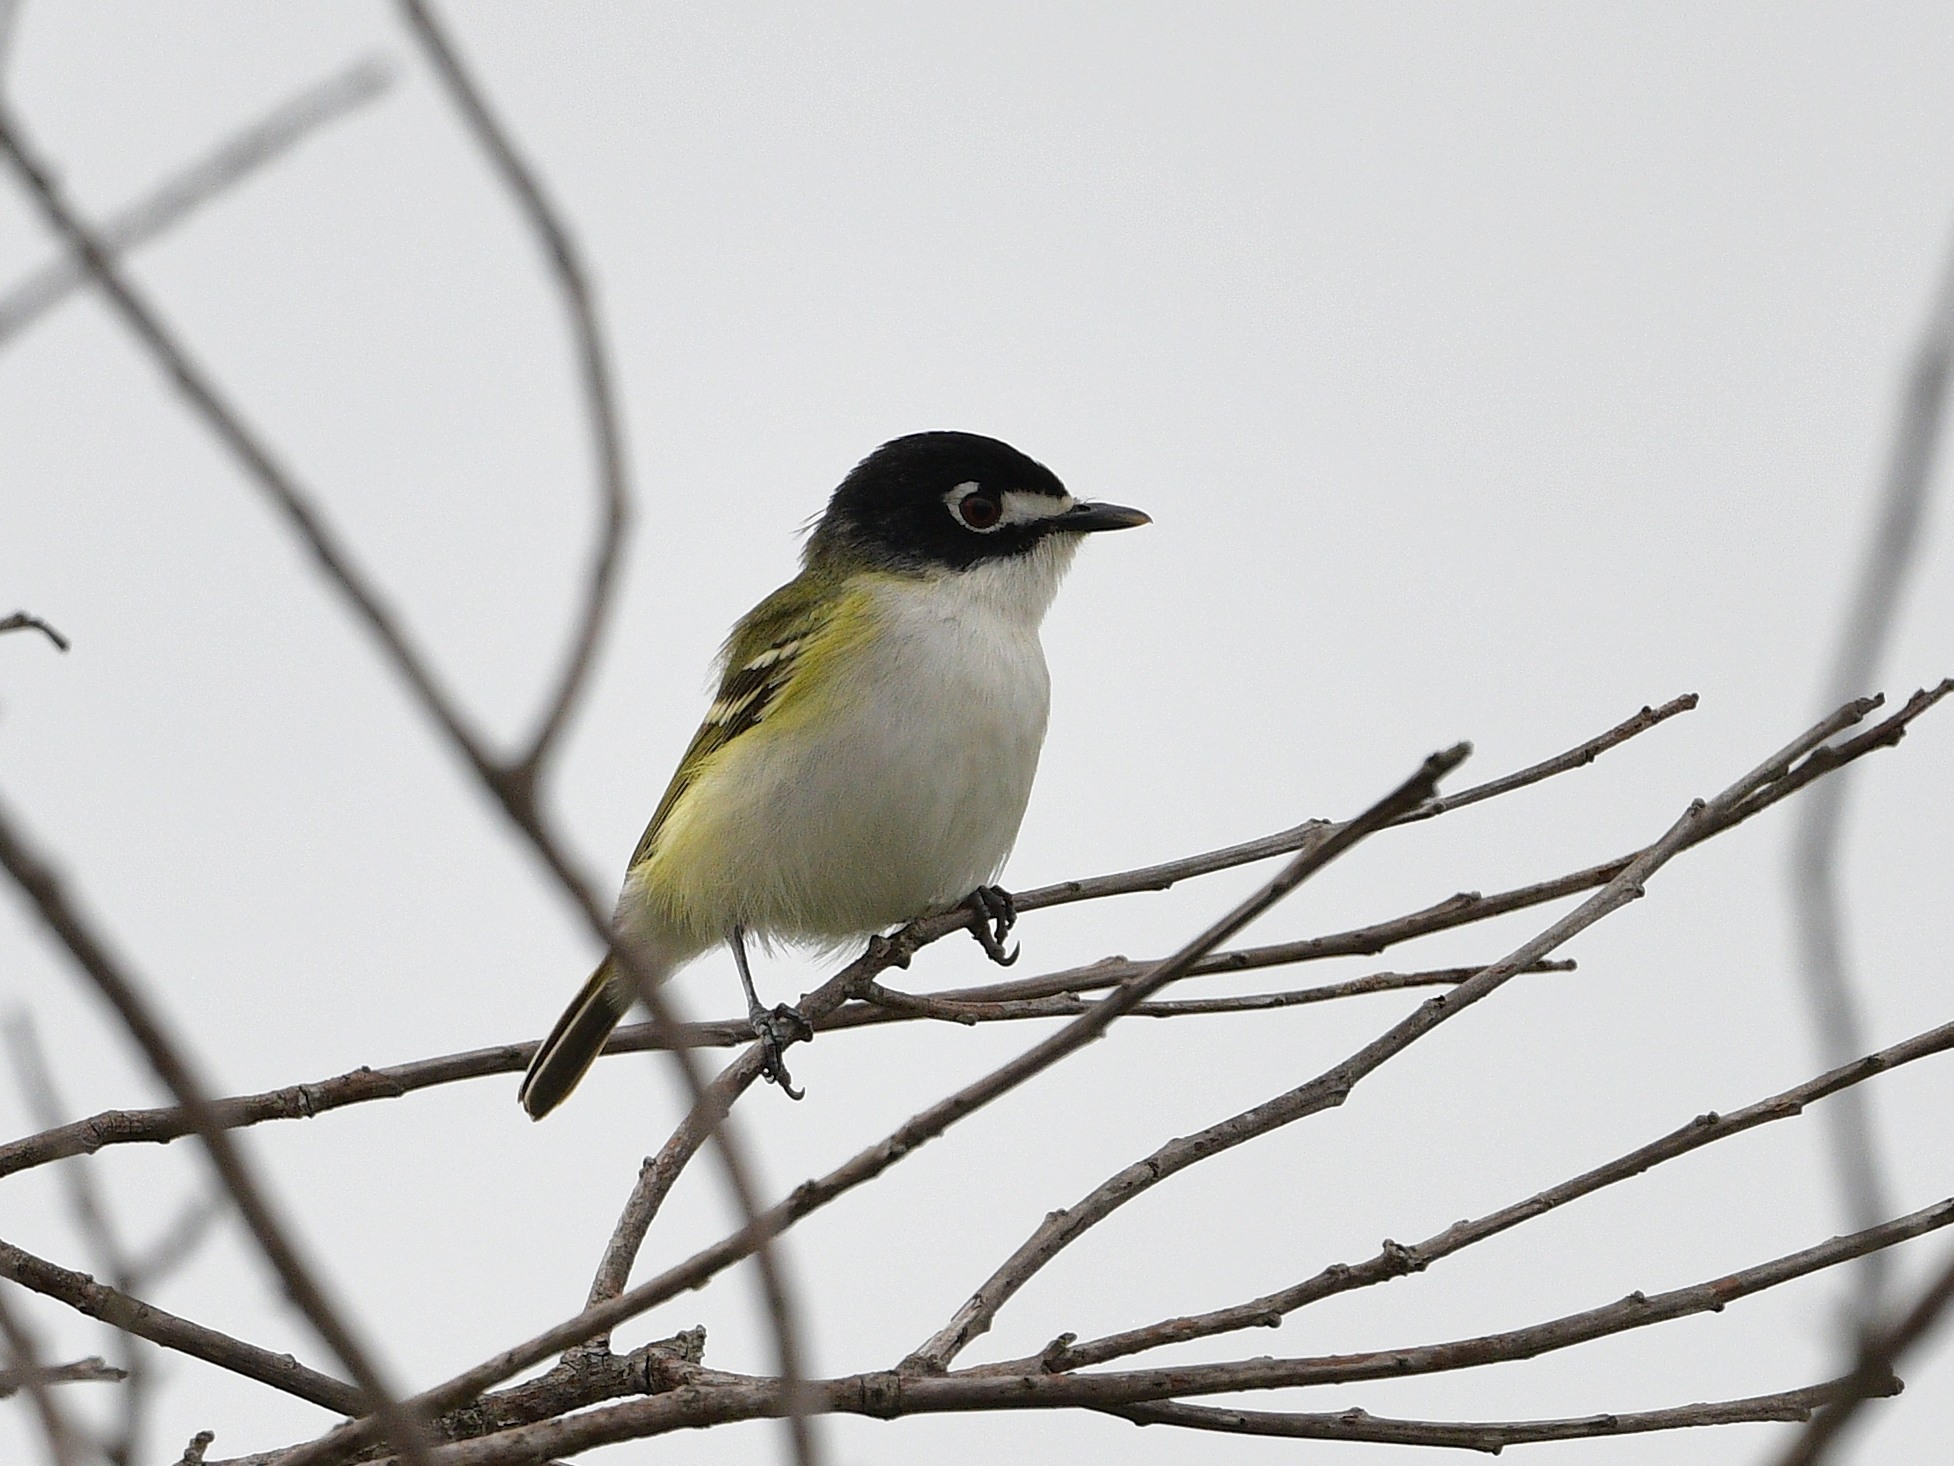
[276,743,1473,1466]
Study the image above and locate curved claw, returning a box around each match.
[750,1003,813,1100]
[963,885,1020,967]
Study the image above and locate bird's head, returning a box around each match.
[806,431,1149,575]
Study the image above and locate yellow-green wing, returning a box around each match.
[626,570,836,870]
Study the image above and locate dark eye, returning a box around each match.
[957,492,1002,530]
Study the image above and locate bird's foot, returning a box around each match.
[748,1001,814,1100]
[963,885,1020,966]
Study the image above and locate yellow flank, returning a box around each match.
[622,574,896,952]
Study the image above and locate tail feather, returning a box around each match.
[520,959,632,1120]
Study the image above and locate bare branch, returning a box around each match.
[1107,1372,1899,1450]
[0,1236,361,1415]
[330,1197,1954,1464]
[395,0,628,779]
[1393,692,1700,824]
[1042,1013,1954,1371]
[0,60,394,349]
[0,611,69,651]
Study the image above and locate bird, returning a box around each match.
[518,431,1149,1118]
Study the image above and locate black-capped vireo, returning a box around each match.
[519,431,1148,1116]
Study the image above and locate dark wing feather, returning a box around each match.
[625,571,833,869]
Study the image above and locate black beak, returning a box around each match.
[1055,500,1152,533]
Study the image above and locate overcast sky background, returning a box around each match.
[3,5,1953,1464]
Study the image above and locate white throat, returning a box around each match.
[926,533,1084,630]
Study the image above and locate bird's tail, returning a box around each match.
[519,958,634,1120]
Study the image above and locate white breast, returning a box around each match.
[661,539,1077,945]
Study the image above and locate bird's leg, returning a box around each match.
[731,924,812,1100]
[962,885,1020,966]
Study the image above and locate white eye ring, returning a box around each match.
[946,482,1005,532]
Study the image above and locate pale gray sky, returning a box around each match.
[3,5,1952,1464]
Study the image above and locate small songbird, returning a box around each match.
[519,431,1149,1117]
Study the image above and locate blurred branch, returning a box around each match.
[0,611,69,651]
[1776,1238,1954,1465]
[0,1236,360,1415]
[0,1283,90,1466]
[6,1013,162,1465]
[0,59,394,349]
[396,0,629,780]
[1789,223,1954,1318]
[0,1355,127,1397]
[0,65,802,1466]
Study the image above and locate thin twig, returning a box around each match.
[0,963,1538,1178]
[0,611,69,650]
[1106,1371,1897,1450]
[0,60,394,349]
[0,1236,360,1414]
